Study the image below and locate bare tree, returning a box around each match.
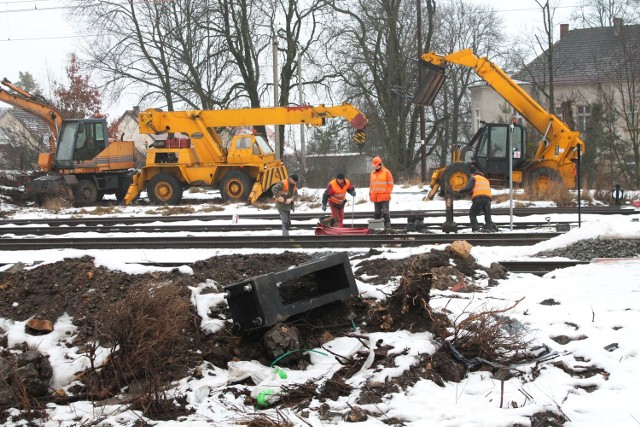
[427,0,505,168]
[71,0,236,111]
[572,0,640,27]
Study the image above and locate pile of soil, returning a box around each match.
[0,247,518,423]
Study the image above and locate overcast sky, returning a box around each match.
[1,0,579,117]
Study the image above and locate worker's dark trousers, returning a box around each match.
[469,196,493,231]
[279,210,292,236]
[374,201,391,228]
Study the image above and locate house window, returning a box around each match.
[554,106,563,121]
[577,105,591,132]
[474,109,481,132]
[625,104,638,130]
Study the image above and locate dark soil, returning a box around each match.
[0,247,525,423]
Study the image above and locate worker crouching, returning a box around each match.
[322,173,356,228]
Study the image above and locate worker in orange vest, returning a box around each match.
[322,173,356,227]
[272,174,299,236]
[369,156,394,229]
[461,170,496,232]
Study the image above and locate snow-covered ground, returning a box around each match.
[1,185,640,426]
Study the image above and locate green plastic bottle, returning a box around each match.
[256,389,276,407]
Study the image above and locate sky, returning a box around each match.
[0,0,581,119]
[1,185,640,425]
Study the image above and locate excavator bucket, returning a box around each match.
[412,61,446,106]
[223,252,358,332]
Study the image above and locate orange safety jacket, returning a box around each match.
[369,167,394,202]
[278,179,297,198]
[472,175,492,199]
[327,178,352,205]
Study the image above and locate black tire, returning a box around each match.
[75,180,98,206]
[147,173,183,205]
[526,167,563,196]
[219,170,253,202]
[441,163,473,196]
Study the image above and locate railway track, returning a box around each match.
[0,232,561,250]
[498,260,591,276]
[0,206,633,228]
[0,221,575,236]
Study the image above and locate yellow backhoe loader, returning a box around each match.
[413,49,585,199]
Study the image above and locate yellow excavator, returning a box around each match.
[124,103,368,205]
[0,78,136,205]
[413,49,585,199]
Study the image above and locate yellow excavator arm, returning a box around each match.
[0,78,63,154]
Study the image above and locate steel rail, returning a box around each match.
[0,221,576,236]
[0,206,632,227]
[499,260,590,276]
[0,232,561,250]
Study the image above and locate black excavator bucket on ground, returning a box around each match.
[412,60,446,106]
[223,252,358,332]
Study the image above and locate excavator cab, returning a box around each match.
[472,122,527,176]
[54,118,108,169]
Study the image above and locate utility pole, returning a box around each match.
[417,0,427,181]
[298,52,305,171]
[272,27,280,160]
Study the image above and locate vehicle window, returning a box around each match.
[255,135,274,154]
[55,122,78,162]
[477,129,489,158]
[235,137,252,149]
[253,142,261,155]
[490,127,507,158]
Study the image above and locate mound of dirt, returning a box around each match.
[0,245,505,422]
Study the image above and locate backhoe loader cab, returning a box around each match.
[472,122,527,177]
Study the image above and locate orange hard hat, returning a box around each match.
[372,156,382,166]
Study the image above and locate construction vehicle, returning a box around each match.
[0,78,135,205]
[412,49,585,199]
[124,104,368,205]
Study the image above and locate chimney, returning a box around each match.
[560,24,569,40]
[613,17,623,37]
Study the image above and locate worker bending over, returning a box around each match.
[322,173,356,227]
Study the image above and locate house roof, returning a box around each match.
[1,108,51,141]
[513,23,640,85]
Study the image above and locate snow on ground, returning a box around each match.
[1,185,640,426]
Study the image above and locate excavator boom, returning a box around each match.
[0,78,62,154]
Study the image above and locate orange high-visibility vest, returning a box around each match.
[472,175,492,198]
[278,179,297,197]
[370,167,394,202]
[328,178,352,205]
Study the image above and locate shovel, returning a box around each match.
[351,195,355,228]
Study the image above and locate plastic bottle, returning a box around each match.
[273,366,288,380]
[256,388,278,407]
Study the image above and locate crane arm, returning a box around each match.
[139,103,368,133]
[420,49,585,161]
[0,78,63,152]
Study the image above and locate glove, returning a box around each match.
[321,204,327,211]
[342,200,348,206]
[276,197,285,203]
[285,198,293,204]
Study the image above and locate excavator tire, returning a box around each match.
[220,170,253,202]
[75,180,98,206]
[148,172,183,205]
[441,163,473,196]
[526,167,563,197]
